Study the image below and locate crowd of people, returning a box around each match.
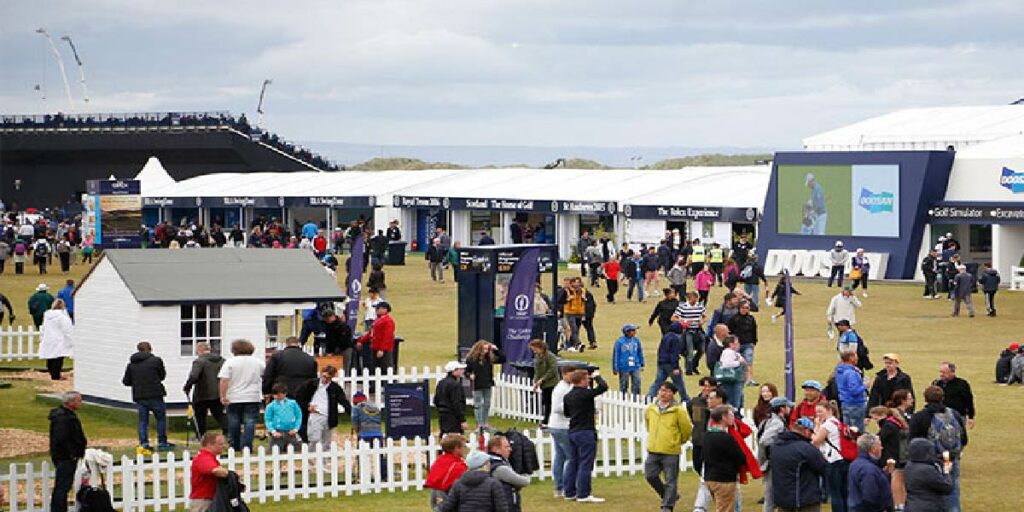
[1,111,339,171]
[1,212,89,275]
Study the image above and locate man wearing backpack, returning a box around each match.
[835,351,868,432]
[909,386,967,512]
[486,435,530,512]
[932,362,975,430]
[741,254,768,310]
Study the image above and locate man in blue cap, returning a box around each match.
[790,380,825,428]
[612,324,645,395]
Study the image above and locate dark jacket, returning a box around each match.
[465,350,506,391]
[978,268,1000,292]
[323,319,353,355]
[687,395,710,447]
[434,374,467,423]
[847,453,894,512]
[184,353,226,402]
[583,290,596,320]
[367,269,386,291]
[48,405,87,462]
[705,336,725,372]
[656,322,684,368]
[931,377,975,419]
[426,244,446,263]
[908,403,968,458]
[770,430,828,509]
[440,469,509,512]
[903,438,953,512]
[867,368,914,410]
[28,290,55,323]
[121,351,167,401]
[210,471,248,512]
[726,312,758,346]
[877,415,909,467]
[369,234,388,257]
[649,298,679,334]
[262,346,318,396]
[742,261,767,285]
[564,375,608,433]
[996,349,1015,383]
[296,377,351,428]
[703,429,746,483]
[951,272,975,298]
[920,255,937,276]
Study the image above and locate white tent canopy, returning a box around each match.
[133,156,176,194]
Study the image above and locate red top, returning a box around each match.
[190,449,221,499]
[314,237,327,252]
[602,260,621,280]
[359,313,395,352]
[728,420,763,484]
[789,396,826,427]
[424,453,468,491]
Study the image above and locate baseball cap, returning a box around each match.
[1009,343,1021,352]
[622,323,640,333]
[36,283,48,291]
[770,397,794,409]
[882,353,900,364]
[835,240,844,247]
[444,361,467,373]
[805,173,815,186]
[835,319,851,327]
[375,301,392,312]
[795,417,815,430]
[801,380,823,391]
[466,451,490,470]
[352,391,367,404]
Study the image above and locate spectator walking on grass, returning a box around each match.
[425,434,468,512]
[297,365,350,450]
[978,262,1000,316]
[827,286,863,330]
[643,381,693,512]
[770,274,801,324]
[49,391,86,512]
[28,282,54,329]
[703,405,749,512]
[612,324,645,395]
[122,341,174,452]
[648,287,679,335]
[727,300,760,387]
[741,254,768,310]
[218,339,265,451]
[183,342,227,437]
[869,403,909,510]
[949,265,976,318]
[867,353,914,411]
[647,321,687,401]
[38,299,73,381]
[909,385,967,512]
[849,248,871,298]
[835,351,868,432]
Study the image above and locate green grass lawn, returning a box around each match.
[3,254,1024,510]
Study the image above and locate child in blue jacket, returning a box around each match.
[612,324,645,395]
[265,383,303,452]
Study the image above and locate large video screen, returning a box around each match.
[777,164,900,238]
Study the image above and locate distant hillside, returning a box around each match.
[348,157,465,170]
[647,153,773,169]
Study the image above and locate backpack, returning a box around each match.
[496,428,539,475]
[75,471,115,512]
[825,418,859,462]
[740,264,754,280]
[927,408,963,459]
[855,335,874,371]
[14,242,26,255]
[34,242,49,258]
[884,416,910,462]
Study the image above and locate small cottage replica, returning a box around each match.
[75,248,344,406]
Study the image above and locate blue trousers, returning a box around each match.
[226,402,260,451]
[841,403,866,433]
[618,370,642,395]
[946,458,961,512]
[826,460,849,512]
[549,428,571,492]
[647,363,688,401]
[135,397,168,447]
[564,430,597,499]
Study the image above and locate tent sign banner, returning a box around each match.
[393,196,445,208]
[394,196,617,213]
[554,201,617,214]
[623,204,758,223]
[928,203,1024,224]
[87,180,141,196]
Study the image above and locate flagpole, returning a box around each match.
[783,269,796,401]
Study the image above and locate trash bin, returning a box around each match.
[386,241,407,265]
[353,335,404,373]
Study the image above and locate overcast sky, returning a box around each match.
[2,1,1023,149]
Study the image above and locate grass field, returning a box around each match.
[2,253,1024,509]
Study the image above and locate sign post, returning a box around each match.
[86,179,142,249]
[783,269,796,401]
[383,380,431,440]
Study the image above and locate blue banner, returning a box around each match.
[384,380,431,440]
[784,269,796,401]
[502,248,540,373]
[346,231,365,333]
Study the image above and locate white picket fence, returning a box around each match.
[0,326,40,361]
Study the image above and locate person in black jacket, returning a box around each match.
[725,300,759,387]
[562,369,609,503]
[183,342,227,436]
[262,337,317,398]
[441,451,509,512]
[296,365,351,449]
[932,362,975,429]
[426,238,447,282]
[648,288,679,335]
[867,354,914,411]
[122,341,173,451]
[49,391,87,512]
[977,262,1000,316]
[465,340,506,430]
[703,405,746,510]
[908,386,967,512]
[369,230,389,267]
[582,289,598,350]
[435,362,468,435]
[903,438,953,512]
[770,417,828,511]
[386,220,402,241]
[995,343,1018,383]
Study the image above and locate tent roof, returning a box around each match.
[100,248,345,305]
[134,156,176,194]
[803,105,1024,152]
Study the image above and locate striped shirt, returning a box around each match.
[674,301,706,326]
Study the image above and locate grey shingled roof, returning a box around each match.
[100,249,345,305]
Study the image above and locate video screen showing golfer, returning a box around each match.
[805,173,828,235]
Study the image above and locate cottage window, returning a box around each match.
[181,304,222,356]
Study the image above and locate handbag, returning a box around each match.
[713,361,743,384]
[849,268,863,280]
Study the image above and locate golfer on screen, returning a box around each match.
[805,173,828,234]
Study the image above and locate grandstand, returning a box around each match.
[0,111,339,210]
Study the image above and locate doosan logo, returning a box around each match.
[1000,167,1024,193]
[858,188,895,213]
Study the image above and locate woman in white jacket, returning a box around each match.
[38,299,74,380]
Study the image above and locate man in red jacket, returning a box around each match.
[425,433,468,511]
[357,301,396,373]
[789,379,826,428]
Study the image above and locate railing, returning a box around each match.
[0,326,40,362]
[1011,265,1024,291]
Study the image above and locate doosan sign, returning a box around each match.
[763,249,889,281]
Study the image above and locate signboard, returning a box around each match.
[623,204,758,223]
[457,247,556,274]
[383,380,431,440]
[928,203,1024,224]
[141,196,377,208]
[394,196,618,214]
[87,179,142,248]
[501,248,539,368]
[776,164,901,237]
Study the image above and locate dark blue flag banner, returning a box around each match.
[502,248,540,373]
[784,269,796,401]
[346,231,365,333]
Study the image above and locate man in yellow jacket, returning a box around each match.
[644,381,694,512]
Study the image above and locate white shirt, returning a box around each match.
[719,347,745,369]
[310,380,330,416]
[548,380,573,430]
[364,297,381,322]
[818,417,843,463]
[217,355,265,403]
